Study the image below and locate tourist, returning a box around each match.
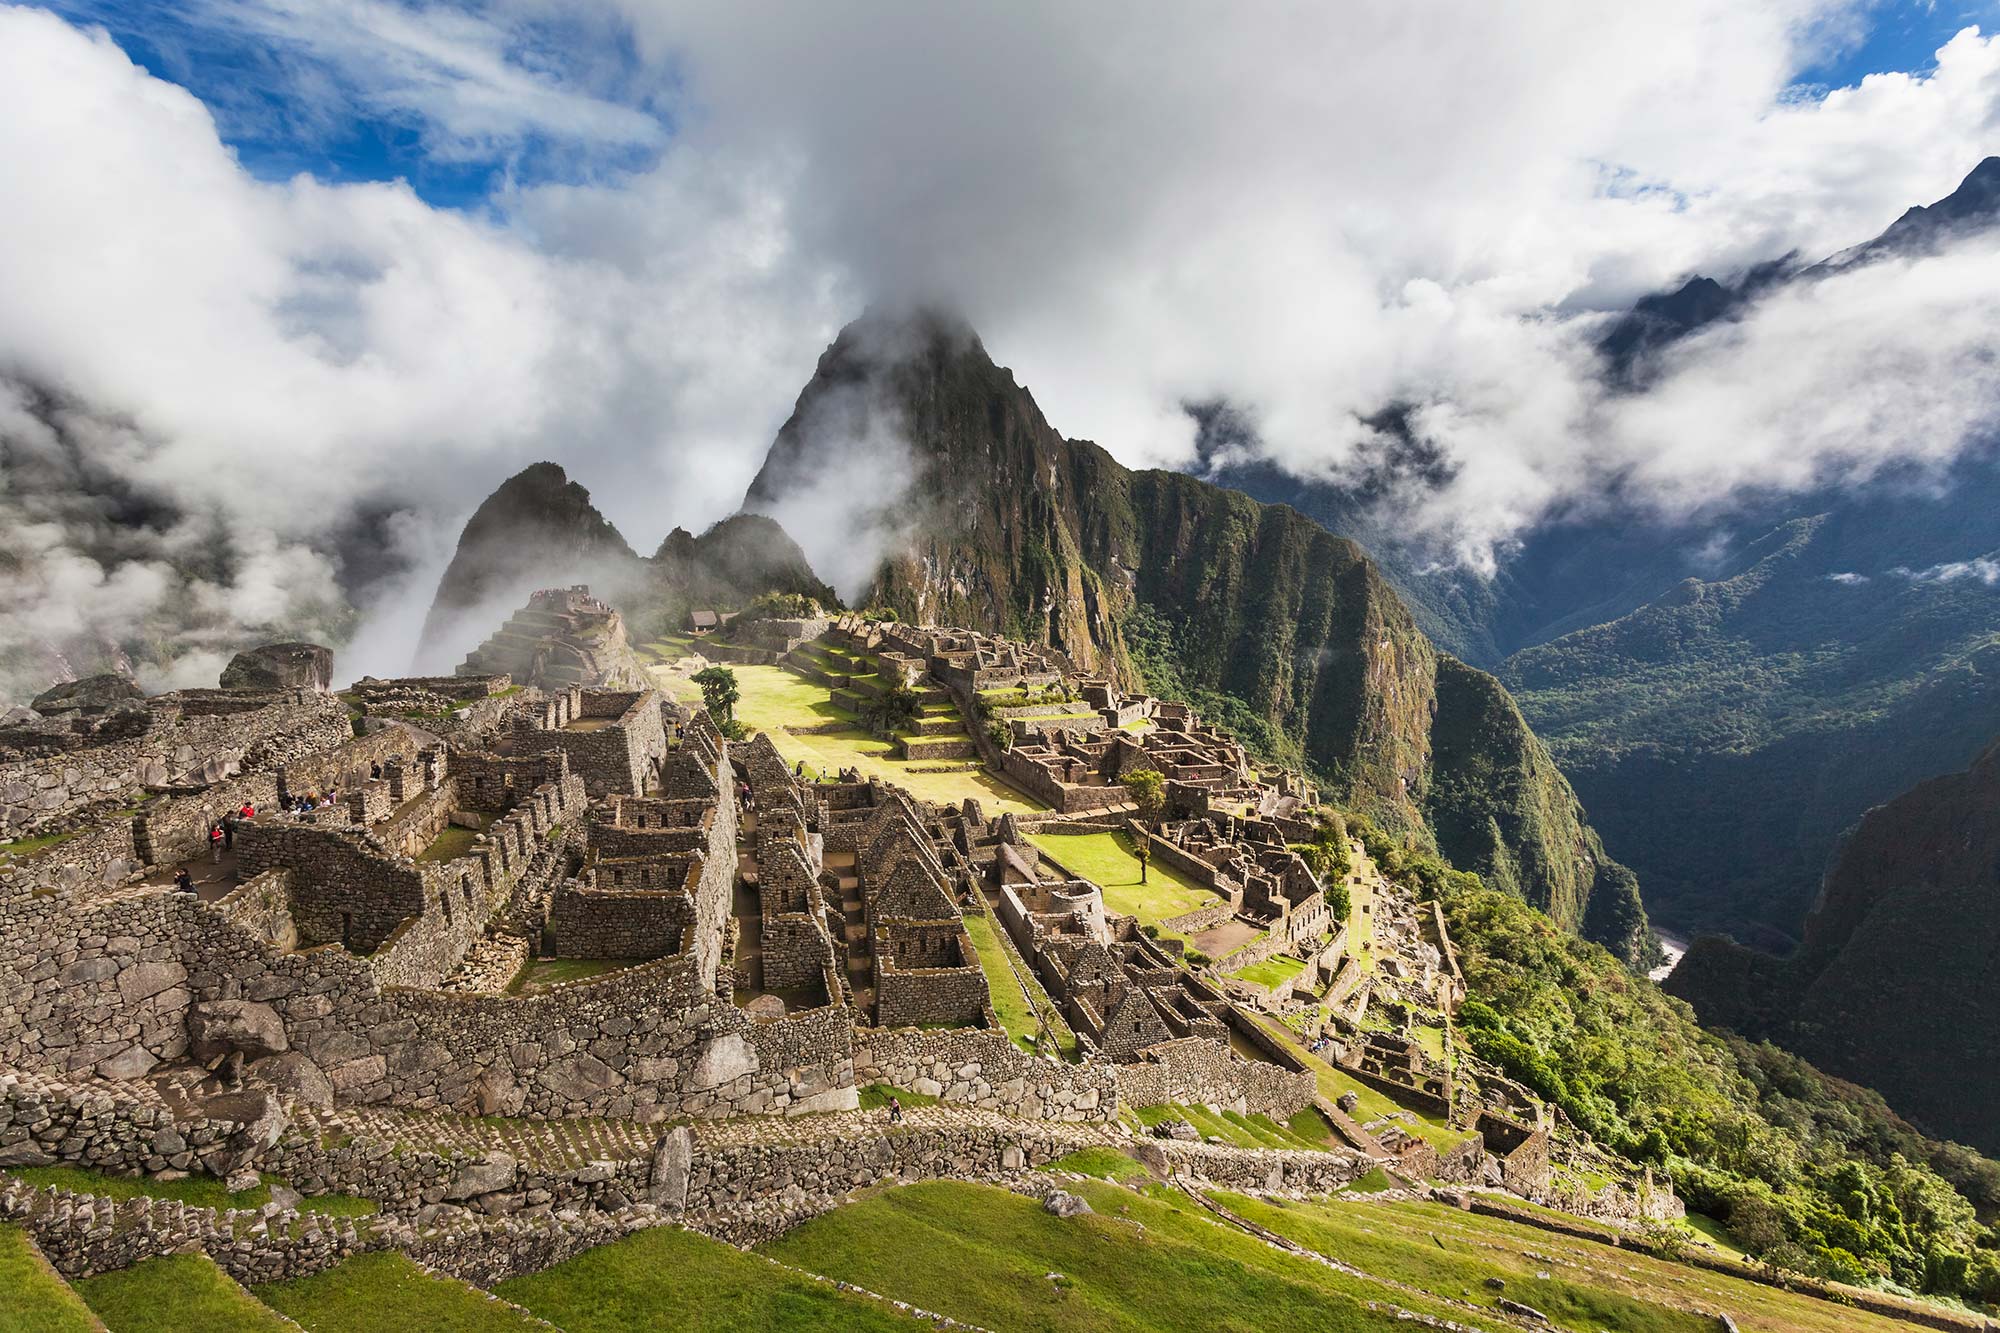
[173,867,195,894]
[370,761,382,780]
[887,1094,903,1125]
[220,811,236,851]
[238,801,255,821]
[209,822,224,863]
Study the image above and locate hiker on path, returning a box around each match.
[887,1095,903,1125]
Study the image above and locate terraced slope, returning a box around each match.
[494,1224,929,1331]
[256,1252,546,1333]
[75,1254,292,1333]
[0,1224,98,1333]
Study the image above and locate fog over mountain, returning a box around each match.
[2,2,2000,697]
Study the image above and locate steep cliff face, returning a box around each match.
[1670,738,2000,1153]
[422,469,833,668]
[417,462,643,670]
[744,309,1651,959]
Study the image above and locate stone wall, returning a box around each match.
[514,691,666,798]
[0,692,351,835]
[1118,1037,1316,1119]
[548,892,691,960]
[852,1029,1115,1121]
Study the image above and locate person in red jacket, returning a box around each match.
[209,822,225,863]
[238,802,255,821]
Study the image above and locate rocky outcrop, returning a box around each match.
[30,673,143,715]
[456,586,646,689]
[1670,738,2000,1152]
[420,466,834,669]
[416,462,644,670]
[743,308,1650,959]
[220,643,333,693]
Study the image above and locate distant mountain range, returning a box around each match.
[1203,158,2000,949]
[1668,737,2000,1154]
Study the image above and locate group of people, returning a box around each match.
[204,801,260,863]
[286,788,339,816]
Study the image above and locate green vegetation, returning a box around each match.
[76,1254,292,1333]
[6,1165,377,1217]
[1227,954,1304,991]
[1042,1148,1151,1182]
[0,828,80,866]
[662,663,1037,812]
[1338,1167,1397,1194]
[1240,1012,1461,1151]
[505,957,635,993]
[0,1224,96,1332]
[1288,808,1352,883]
[496,1223,926,1331]
[1439,872,2000,1300]
[856,681,922,737]
[960,912,1048,1053]
[1499,506,2000,948]
[691,665,740,724]
[1025,831,1212,930]
[1128,1103,1329,1152]
[761,1178,1425,1332]
[737,591,824,621]
[1216,1193,1733,1333]
[1120,766,1165,827]
[416,820,487,862]
[855,1083,940,1112]
[256,1252,544,1332]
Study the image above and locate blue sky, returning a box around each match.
[46,0,670,209]
[1800,0,2000,87]
[43,0,1997,212]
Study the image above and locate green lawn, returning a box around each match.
[856,1083,941,1112]
[257,1252,544,1332]
[960,912,1042,1052]
[658,663,1040,813]
[495,1224,928,1331]
[417,819,489,863]
[5,1166,377,1217]
[1214,1192,1715,1333]
[760,1177,1449,1332]
[1229,954,1306,990]
[1025,831,1217,932]
[76,1254,291,1333]
[1239,1196,1931,1333]
[0,1225,96,1332]
[505,957,636,993]
[1127,1102,1328,1153]
[1043,1148,1152,1183]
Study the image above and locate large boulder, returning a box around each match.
[246,1052,334,1112]
[445,1152,518,1201]
[190,999,289,1064]
[31,673,143,715]
[220,642,333,693]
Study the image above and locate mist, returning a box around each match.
[5,2,2000,699]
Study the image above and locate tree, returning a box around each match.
[859,682,922,738]
[692,666,740,723]
[1124,767,1166,827]
[1135,832,1151,884]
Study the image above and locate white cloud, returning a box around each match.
[3,0,2000,694]
[1895,556,2000,584]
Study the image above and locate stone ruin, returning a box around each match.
[458,586,647,690]
[0,610,1677,1288]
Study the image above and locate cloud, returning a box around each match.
[4,1,2000,695]
[1894,555,2000,584]
[1826,571,1871,584]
